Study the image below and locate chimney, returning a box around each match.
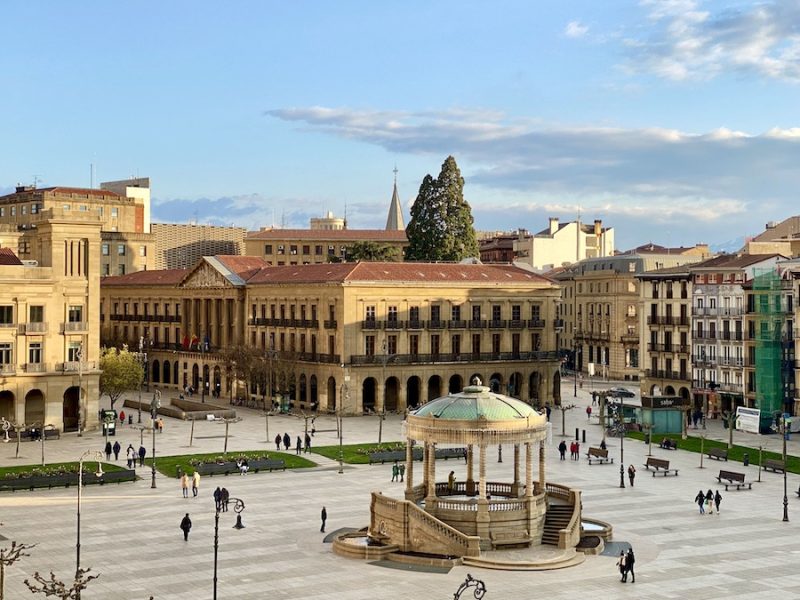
[549,217,559,234]
[594,219,602,235]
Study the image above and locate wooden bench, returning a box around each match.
[762,459,785,474]
[707,448,728,461]
[586,447,613,465]
[435,447,467,461]
[368,447,466,464]
[716,469,752,491]
[194,459,286,476]
[489,530,531,549]
[643,456,679,476]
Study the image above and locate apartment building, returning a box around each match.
[513,218,614,271]
[151,223,247,269]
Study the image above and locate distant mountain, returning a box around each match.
[710,236,745,254]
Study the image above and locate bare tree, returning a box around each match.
[24,568,99,599]
[1,541,35,600]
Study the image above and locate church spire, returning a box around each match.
[385,165,405,230]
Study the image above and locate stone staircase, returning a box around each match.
[541,503,574,546]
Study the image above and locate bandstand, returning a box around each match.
[369,383,582,558]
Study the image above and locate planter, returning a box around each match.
[0,469,137,492]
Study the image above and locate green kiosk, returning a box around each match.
[641,395,690,437]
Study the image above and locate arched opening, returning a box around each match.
[552,371,561,405]
[664,385,676,395]
[163,360,171,385]
[213,366,221,398]
[202,364,210,397]
[25,390,45,426]
[488,373,503,393]
[427,375,442,402]
[385,376,400,412]
[649,384,659,395]
[327,377,337,412]
[309,375,317,409]
[406,376,421,408]
[508,372,523,398]
[152,360,161,384]
[299,374,308,403]
[449,374,463,394]
[469,373,483,387]
[0,390,14,421]
[363,378,377,412]
[529,372,540,403]
[679,387,691,400]
[63,387,80,432]
[191,364,199,391]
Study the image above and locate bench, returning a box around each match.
[435,447,467,461]
[193,459,286,476]
[489,530,531,549]
[716,469,752,491]
[707,448,728,461]
[586,447,614,465]
[368,447,467,464]
[762,459,785,474]
[643,456,679,476]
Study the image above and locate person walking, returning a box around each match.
[320,506,327,532]
[574,441,580,460]
[213,486,222,511]
[126,444,135,469]
[705,489,714,514]
[158,417,164,433]
[295,435,302,455]
[586,405,592,421]
[138,445,146,467]
[119,410,125,425]
[616,550,627,582]
[391,462,399,482]
[558,440,567,460]
[283,432,291,451]
[304,432,311,453]
[568,441,575,460]
[104,441,112,461]
[275,434,282,451]
[627,464,636,487]
[180,513,192,541]
[192,471,200,497]
[626,548,636,583]
[181,473,190,498]
[714,490,722,514]
[220,487,229,512]
[447,470,456,493]
[695,489,706,514]
[113,440,121,461]
[399,463,405,482]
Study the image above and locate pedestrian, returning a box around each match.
[447,470,456,493]
[586,405,592,420]
[283,432,290,451]
[705,489,714,514]
[575,441,580,460]
[138,445,146,467]
[695,489,705,514]
[568,441,574,460]
[181,473,190,498]
[275,434,282,451]
[399,463,405,482]
[320,506,327,532]
[126,444,135,469]
[221,487,229,512]
[120,410,125,425]
[391,461,399,482]
[545,405,551,421]
[305,432,311,453]
[192,471,200,497]
[113,440,121,461]
[627,464,636,487]
[180,513,192,541]
[626,548,636,583]
[213,486,222,511]
[600,439,607,450]
[558,440,567,460]
[104,441,112,460]
[591,391,597,406]
[158,417,164,433]
[714,490,722,514]
[296,435,302,455]
[616,550,627,582]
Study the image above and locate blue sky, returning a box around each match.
[2,0,800,251]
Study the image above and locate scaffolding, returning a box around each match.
[753,268,785,426]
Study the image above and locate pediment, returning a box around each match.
[180,261,231,289]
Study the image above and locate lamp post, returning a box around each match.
[379,341,395,444]
[136,337,146,424]
[339,366,349,475]
[263,347,276,443]
[76,450,104,600]
[213,496,245,600]
[76,343,84,437]
[573,332,579,398]
[612,399,625,488]
[150,391,160,489]
[782,415,790,522]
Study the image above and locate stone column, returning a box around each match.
[200,299,208,345]
[405,439,414,499]
[525,442,533,497]
[512,443,520,496]
[376,381,385,413]
[466,444,475,495]
[221,298,229,348]
[476,442,490,549]
[478,443,487,499]
[538,440,546,491]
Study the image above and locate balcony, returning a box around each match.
[693,331,716,340]
[0,364,15,375]
[24,363,47,373]
[61,360,98,372]
[692,307,718,317]
[385,320,404,330]
[717,357,744,367]
[428,320,446,330]
[407,320,424,330]
[63,321,88,333]
[21,322,47,334]
[644,369,689,381]
[508,319,525,330]
[348,350,559,365]
[448,320,467,329]
[528,318,545,328]
[324,319,337,329]
[488,319,507,329]
[361,320,381,330]
[720,307,743,317]
[468,319,486,329]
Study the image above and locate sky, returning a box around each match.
[2,0,800,251]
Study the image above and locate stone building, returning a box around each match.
[101,260,562,415]
[512,218,614,271]
[0,208,102,433]
[151,223,247,269]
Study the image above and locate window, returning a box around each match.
[0,207,4,217]
[365,335,375,356]
[388,306,398,323]
[117,244,126,256]
[68,341,82,362]
[410,306,420,322]
[492,305,501,321]
[29,306,43,323]
[0,343,11,365]
[31,203,39,214]
[18,240,29,255]
[328,245,335,256]
[431,334,440,356]
[452,334,461,356]
[472,305,481,321]
[0,306,12,324]
[21,205,26,215]
[387,335,397,355]
[10,206,16,216]
[102,243,110,256]
[451,305,461,321]
[118,264,126,275]
[290,245,298,255]
[315,245,323,255]
[28,342,42,364]
[492,333,501,353]
[277,245,285,255]
[472,334,481,355]
[410,335,419,355]
[111,207,118,217]
[365,306,376,321]
[103,264,110,276]
[68,305,83,322]
[431,305,441,322]
[511,305,521,321]
[139,246,147,257]
[302,245,310,255]
[264,244,273,254]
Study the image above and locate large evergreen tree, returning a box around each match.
[405,156,479,261]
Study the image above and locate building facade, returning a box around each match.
[151,223,247,270]
[101,260,563,415]
[513,218,614,271]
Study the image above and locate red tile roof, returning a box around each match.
[247,229,407,242]
[101,269,188,286]
[214,255,269,281]
[0,248,22,266]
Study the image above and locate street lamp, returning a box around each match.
[76,343,85,437]
[339,365,349,475]
[213,495,245,600]
[611,399,625,488]
[76,450,104,600]
[782,415,790,522]
[150,391,160,489]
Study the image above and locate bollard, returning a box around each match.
[575,427,579,441]
[582,429,586,443]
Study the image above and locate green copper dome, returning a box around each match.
[412,385,540,421]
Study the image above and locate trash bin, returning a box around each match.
[743,453,749,466]
[128,415,133,425]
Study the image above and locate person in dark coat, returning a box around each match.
[104,441,112,460]
[180,513,192,541]
[138,445,146,467]
[616,550,627,582]
[304,432,311,452]
[283,432,291,451]
[112,441,121,461]
[213,486,222,511]
[558,440,567,460]
[296,435,302,455]
[221,487,229,512]
[626,548,636,583]
[714,490,722,513]
[275,434,282,451]
[627,464,636,487]
[695,490,706,514]
[320,506,327,532]
[705,489,714,514]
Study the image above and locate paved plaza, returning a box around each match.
[2,381,800,599]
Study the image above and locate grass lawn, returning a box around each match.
[310,441,405,464]
[0,461,128,479]
[147,450,316,478]
[628,431,800,473]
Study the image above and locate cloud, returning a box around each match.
[267,106,800,248]
[625,0,800,82]
[564,20,589,38]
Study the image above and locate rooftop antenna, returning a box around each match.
[343,200,348,229]
[32,175,40,189]
[89,163,94,189]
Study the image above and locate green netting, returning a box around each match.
[753,268,782,418]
